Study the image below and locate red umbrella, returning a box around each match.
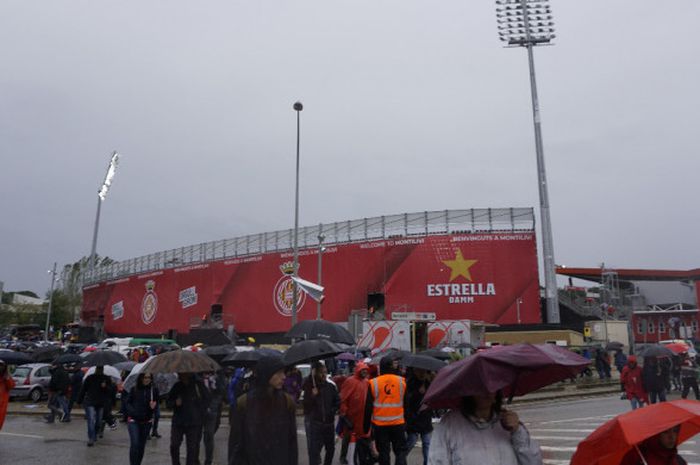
[570,400,700,465]
[664,342,690,354]
[422,343,589,409]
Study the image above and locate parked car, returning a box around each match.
[10,363,52,402]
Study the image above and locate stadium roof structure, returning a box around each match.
[557,267,700,283]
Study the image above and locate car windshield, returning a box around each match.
[13,367,30,378]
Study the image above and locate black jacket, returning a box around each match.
[167,379,211,426]
[126,384,159,422]
[405,376,433,434]
[48,366,70,394]
[77,374,112,407]
[302,377,339,425]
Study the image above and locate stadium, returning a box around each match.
[81,208,542,343]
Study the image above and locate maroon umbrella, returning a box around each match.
[422,343,589,409]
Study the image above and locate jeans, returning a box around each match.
[170,423,203,465]
[48,393,68,421]
[339,430,351,463]
[85,406,104,442]
[128,421,151,465]
[374,424,408,465]
[406,431,431,465]
[203,410,221,465]
[629,397,644,410]
[308,422,335,465]
[649,390,667,404]
[355,437,375,465]
[151,403,160,435]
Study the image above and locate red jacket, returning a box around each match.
[621,363,648,403]
[339,363,370,438]
[0,375,16,430]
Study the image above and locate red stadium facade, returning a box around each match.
[81,209,542,338]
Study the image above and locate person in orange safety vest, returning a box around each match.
[367,354,408,465]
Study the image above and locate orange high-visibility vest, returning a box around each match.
[370,374,406,426]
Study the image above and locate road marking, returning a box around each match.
[530,428,595,433]
[533,435,587,441]
[540,446,577,452]
[538,415,615,425]
[0,432,43,439]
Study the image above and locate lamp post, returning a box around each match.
[44,262,57,341]
[317,231,326,320]
[496,0,560,323]
[291,102,303,327]
[88,151,120,276]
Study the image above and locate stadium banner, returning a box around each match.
[82,232,541,335]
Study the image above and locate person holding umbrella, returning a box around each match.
[428,391,541,465]
[229,354,298,465]
[167,372,211,465]
[125,373,158,465]
[619,425,687,465]
[77,365,113,446]
[0,360,15,431]
[405,367,435,465]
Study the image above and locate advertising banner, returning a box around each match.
[82,232,541,336]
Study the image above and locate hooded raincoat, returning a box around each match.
[0,363,15,430]
[339,362,371,438]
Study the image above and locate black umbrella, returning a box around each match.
[83,350,128,367]
[55,353,84,365]
[222,348,282,367]
[401,354,447,372]
[0,350,32,365]
[142,350,220,374]
[605,341,625,351]
[638,344,675,359]
[418,348,452,361]
[369,349,411,366]
[203,345,238,362]
[282,339,344,366]
[31,346,63,363]
[114,361,138,372]
[285,319,355,345]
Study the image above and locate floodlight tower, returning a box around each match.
[496,0,560,323]
[88,151,120,275]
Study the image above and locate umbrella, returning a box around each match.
[55,353,84,365]
[335,352,358,361]
[605,341,625,351]
[203,344,238,362]
[664,342,691,354]
[31,346,62,362]
[141,349,220,374]
[285,319,355,345]
[422,343,590,409]
[114,361,138,372]
[369,349,411,366]
[282,339,344,366]
[84,365,121,382]
[401,354,447,372]
[0,350,32,365]
[571,400,700,465]
[83,350,128,367]
[418,348,453,361]
[638,344,675,358]
[222,348,282,367]
[123,361,178,394]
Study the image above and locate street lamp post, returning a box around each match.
[496,0,560,323]
[317,231,326,320]
[291,102,303,327]
[89,151,120,276]
[44,262,57,341]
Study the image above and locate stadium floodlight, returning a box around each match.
[44,262,57,341]
[317,231,326,320]
[495,0,560,324]
[89,151,120,274]
[291,102,303,328]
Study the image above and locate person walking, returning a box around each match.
[302,361,340,465]
[339,362,371,465]
[0,360,15,431]
[77,366,113,446]
[614,350,628,374]
[368,355,408,465]
[428,392,542,465]
[229,355,298,465]
[620,425,687,465]
[65,365,83,422]
[202,371,226,465]
[46,362,70,423]
[405,368,434,465]
[643,357,668,404]
[620,355,648,410]
[595,349,612,380]
[125,373,158,465]
[167,372,211,465]
[680,355,699,400]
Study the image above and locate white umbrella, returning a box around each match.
[84,365,121,382]
[123,361,177,394]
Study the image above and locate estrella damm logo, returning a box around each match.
[141,280,158,325]
[273,261,306,317]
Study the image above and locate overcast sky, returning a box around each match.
[1,1,699,295]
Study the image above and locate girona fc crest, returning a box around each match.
[273,261,306,317]
[141,280,158,325]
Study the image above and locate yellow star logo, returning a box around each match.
[442,250,478,282]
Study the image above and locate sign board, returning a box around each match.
[391,312,436,322]
[583,327,591,337]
